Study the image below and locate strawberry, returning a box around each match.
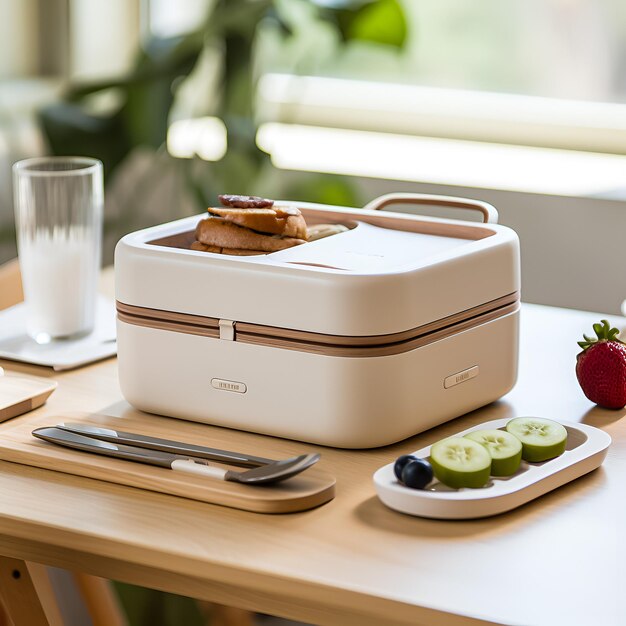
[576,319,626,409]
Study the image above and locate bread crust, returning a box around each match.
[195,217,306,252]
[191,241,265,255]
[207,206,307,239]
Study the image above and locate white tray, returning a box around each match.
[373,418,611,519]
[0,296,116,370]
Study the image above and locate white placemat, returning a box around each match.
[0,296,116,370]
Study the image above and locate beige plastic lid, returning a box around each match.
[115,194,520,336]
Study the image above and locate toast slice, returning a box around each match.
[195,217,306,252]
[190,241,265,256]
[207,206,308,239]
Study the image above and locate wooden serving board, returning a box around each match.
[0,372,57,422]
[0,412,336,514]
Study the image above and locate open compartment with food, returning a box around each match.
[148,193,356,257]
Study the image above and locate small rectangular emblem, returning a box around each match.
[444,366,479,389]
[211,378,247,393]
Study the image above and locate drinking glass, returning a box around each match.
[13,157,103,343]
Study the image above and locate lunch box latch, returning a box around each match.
[219,319,235,341]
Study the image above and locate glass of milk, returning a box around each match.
[13,157,103,344]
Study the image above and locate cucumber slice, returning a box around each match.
[506,417,567,462]
[464,429,522,476]
[429,437,491,489]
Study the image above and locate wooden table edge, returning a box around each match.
[0,530,504,626]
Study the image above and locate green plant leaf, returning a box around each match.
[282,173,361,207]
[38,103,131,177]
[203,0,274,42]
[121,35,204,149]
[343,0,407,48]
[40,32,205,177]
[264,6,294,37]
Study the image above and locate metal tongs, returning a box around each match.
[32,423,320,485]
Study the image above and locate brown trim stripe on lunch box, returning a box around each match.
[116,292,519,358]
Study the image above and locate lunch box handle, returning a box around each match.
[362,193,498,224]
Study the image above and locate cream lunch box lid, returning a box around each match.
[115,196,520,337]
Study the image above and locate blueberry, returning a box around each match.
[393,454,419,481]
[401,459,433,490]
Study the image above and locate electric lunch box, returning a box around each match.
[115,193,520,448]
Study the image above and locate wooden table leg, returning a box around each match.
[73,572,127,626]
[0,558,63,626]
[0,601,10,626]
[196,600,255,626]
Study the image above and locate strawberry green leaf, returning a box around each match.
[578,319,624,354]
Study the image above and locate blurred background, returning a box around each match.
[2,1,626,624]
[2,0,626,313]
[0,0,626,312]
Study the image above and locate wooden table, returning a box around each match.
[0,277,623,626]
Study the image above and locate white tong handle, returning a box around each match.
[171,459,228,480]
[362,193,498,224]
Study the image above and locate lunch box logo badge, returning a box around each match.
[211,378,247,393]
[443,366,479,389]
